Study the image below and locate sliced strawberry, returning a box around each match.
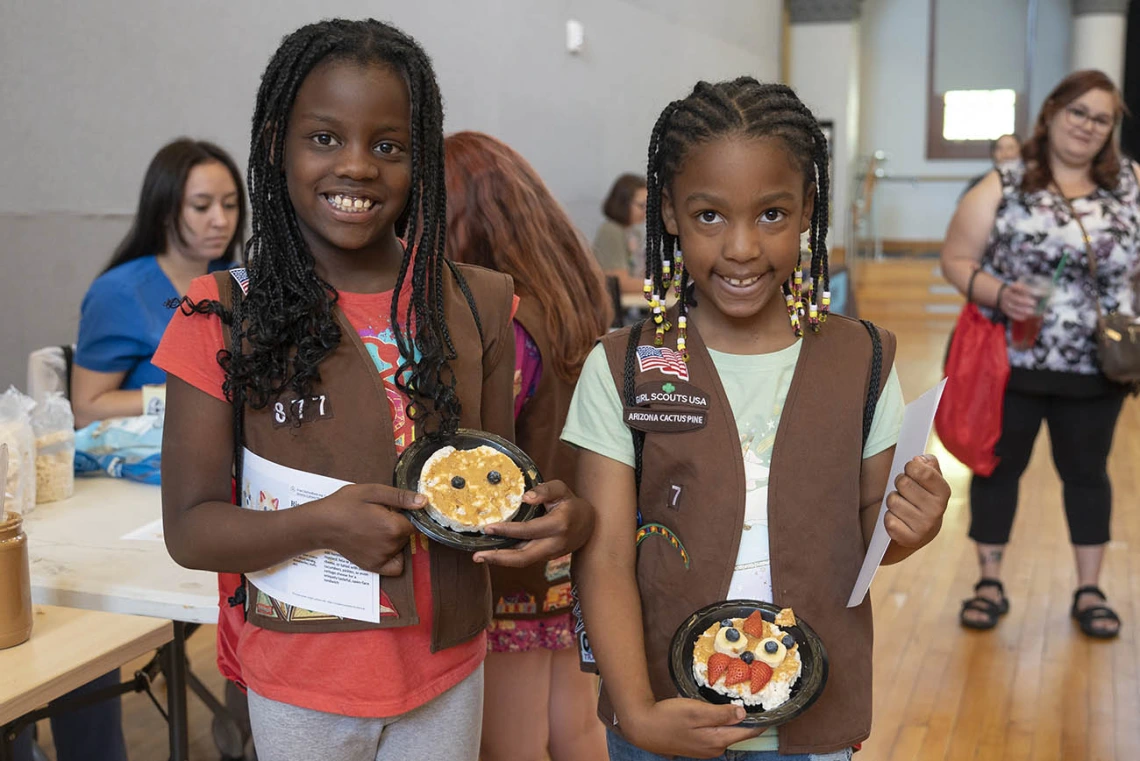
[706,653,731,685]
[742,610,766,639]
[750,661,774,693]
[725,658,751,686]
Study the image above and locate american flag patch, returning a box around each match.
[229,268,250,295]
[636,345,689,381]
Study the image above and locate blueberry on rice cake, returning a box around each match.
[691,608,803,710]
[418,445,526,532]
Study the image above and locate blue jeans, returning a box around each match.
[606,729,853,761]
[12,670,127,761]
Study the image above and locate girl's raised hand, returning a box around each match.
[318,484,425,576]
[884,454,950,549]
[471,480,595,567]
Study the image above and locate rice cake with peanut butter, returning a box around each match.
[418,445,526,532]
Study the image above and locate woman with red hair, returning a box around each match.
[444,131,611,761]
[942,71,1140,638]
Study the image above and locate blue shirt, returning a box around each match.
[75,256,228,390]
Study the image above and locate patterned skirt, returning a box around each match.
[486,613,575,653]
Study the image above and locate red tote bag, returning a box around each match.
[935,303,1009,476]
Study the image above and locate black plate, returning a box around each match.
[393,428,544,552]
[669,600,829,728]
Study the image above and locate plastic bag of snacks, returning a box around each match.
[74,414,162,485]
[0,387,37,515]
[31,393,75,503]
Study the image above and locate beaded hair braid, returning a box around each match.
[643,78,832,355]
[183,19,465,434]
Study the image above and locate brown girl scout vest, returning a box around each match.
[489,297,580,620]
[215,263,516,653]
[597,309,896,755]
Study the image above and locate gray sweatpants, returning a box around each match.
[248,664,484,761]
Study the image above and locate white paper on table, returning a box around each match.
[847,379,946,608]
[121,518,165,542]
[241,448,382,623]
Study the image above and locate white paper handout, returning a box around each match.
[241,448,384,623]
[847,379,946,608]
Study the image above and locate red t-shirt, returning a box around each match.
[153,275,486,717]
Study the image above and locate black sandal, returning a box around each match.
[1070,585,1121,639]
[959,578,1010,630]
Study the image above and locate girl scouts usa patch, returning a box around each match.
[623,379,709,432]
[632,381,708,409]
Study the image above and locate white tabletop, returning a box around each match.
[23,478,218,624]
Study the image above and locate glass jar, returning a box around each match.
[0,510,32,649]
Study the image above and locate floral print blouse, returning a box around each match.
[981,158,1140,376]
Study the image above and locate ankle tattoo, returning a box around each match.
[979,548,1004,565]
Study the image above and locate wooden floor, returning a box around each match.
[861,315,1140,761]
[31,312,1140,761]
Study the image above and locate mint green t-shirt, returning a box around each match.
[561,339,904,751]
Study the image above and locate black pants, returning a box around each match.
[969,389,1125,546]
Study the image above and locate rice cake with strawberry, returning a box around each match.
[691,608,803,710]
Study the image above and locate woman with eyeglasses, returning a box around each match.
[941,70,1139,638]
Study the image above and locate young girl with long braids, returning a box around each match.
[443,130,610,761]
[153,20,593,761]
[564,78,952,760]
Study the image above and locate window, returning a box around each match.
[941,89,1018,141]
[926,0,1030,159]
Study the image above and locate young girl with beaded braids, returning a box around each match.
[153,19,594,761]
[563,78,952,760]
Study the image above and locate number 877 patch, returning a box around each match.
[272,394,333,428]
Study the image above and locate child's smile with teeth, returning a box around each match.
[324,194,375,212]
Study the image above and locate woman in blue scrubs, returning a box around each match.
[71,138,245,427]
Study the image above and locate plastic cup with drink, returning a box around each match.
[1009,274,1054,350]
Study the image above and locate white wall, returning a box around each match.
[789,21,861,249]
[0,0,781,390]
[858,0,1071,242]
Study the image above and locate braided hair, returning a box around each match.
[642,78,832,350]
[186,19,463,433]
